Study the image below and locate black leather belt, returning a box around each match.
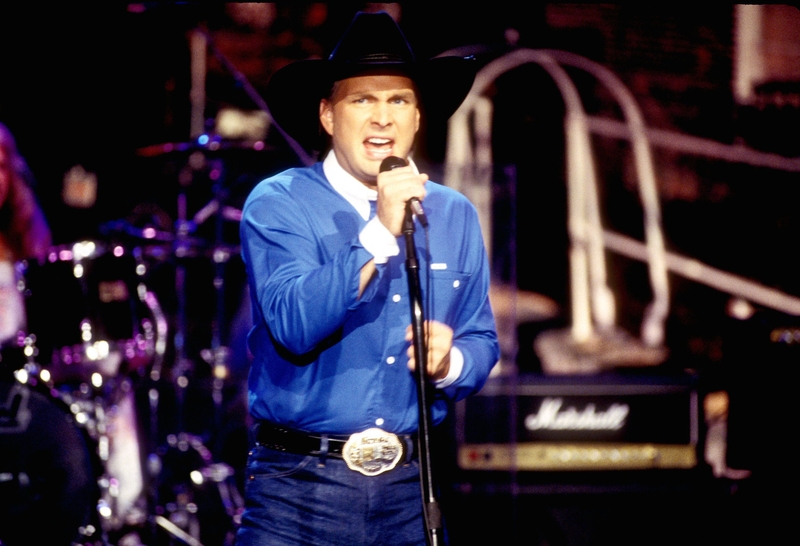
[254,420,417,461]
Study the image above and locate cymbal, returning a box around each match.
[489,284,560,323]
[99,220,239,260]
[99,198,243,261]
[136,136,271,157]
[488,284,561,365]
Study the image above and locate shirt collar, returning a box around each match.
[323,150,419,221]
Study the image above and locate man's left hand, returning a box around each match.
[405,320,453,381]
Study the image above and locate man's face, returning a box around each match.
[319,74,420,187]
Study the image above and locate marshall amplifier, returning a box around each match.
[456,372,699,471]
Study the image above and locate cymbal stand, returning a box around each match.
[145,152,211,546]
[195,155,234,455]
[169,24,207,435]
[171,159,198,436]
[145,25,239,546]
[187,26,234,445]
[140,158,196,544]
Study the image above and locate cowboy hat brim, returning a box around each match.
[265,56,476,152]
[264,18,477,152]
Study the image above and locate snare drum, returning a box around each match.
[0,377,102,545]
[18,240,164,385]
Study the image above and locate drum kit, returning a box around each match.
[0,135,265,546]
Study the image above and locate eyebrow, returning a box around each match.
[390,90,416,101]
[347,89,416,101]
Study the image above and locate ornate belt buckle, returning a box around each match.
[342,428,404,476]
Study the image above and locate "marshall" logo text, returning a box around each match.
[525,397,629,431]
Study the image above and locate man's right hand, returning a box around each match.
[375,165,428,236]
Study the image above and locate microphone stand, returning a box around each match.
[402,205,444,546]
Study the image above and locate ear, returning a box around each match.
[415,105,421,134]
[319,99,334,136]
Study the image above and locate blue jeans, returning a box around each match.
[234,445,427,545]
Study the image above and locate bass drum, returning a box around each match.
[18,240,165,385]
[0,378,102,545]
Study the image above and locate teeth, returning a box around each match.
[367,138,391,145]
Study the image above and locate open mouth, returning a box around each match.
[364,137,394,158]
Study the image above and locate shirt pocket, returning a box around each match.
[426,269,472,325]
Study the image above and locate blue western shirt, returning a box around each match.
[240,160,499,435]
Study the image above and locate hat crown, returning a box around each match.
[328,12,415,66]
[264,11,476,152]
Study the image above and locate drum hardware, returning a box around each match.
[9,241,244,544]
[102,129,248,544]
[137,29,267,539]
[200,345,232,427]
[153,515,205,546]
[11,239,167,543]
[147,432,243,546]
[13,361,150,536]
[160,142,241,450]
[135,134,271,159]
[99,218,211,260]
[18,240,164,385]
[7,130,251,545]
[2,25,266,546]
[1,374,106,545]
[94,379,149,533]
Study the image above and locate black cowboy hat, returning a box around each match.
[264,11,477,152]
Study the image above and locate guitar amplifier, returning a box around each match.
[455,372,700,471]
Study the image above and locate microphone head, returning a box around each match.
[379,156,407,173]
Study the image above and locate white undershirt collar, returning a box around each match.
[322,150,419,220]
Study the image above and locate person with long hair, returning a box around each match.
[0,122,51,345]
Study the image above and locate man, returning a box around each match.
[235,11,498,545]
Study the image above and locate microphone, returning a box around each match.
[379,156,428,228]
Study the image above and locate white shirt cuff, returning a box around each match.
[359,216,399,264]
[435,346,464,389]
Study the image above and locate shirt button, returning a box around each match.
[392,294,401,302]
[386,356,396,365]
[453,280,460,288]
[375,418,385,426]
